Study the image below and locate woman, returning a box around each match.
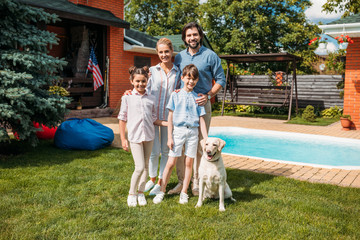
[144,38,180,195]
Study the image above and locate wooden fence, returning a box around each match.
[217,75,343,109]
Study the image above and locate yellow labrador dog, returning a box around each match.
[195,137,235,211]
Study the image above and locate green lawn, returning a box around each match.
[1,141,359,239]
[212,111,340,126]
[286,116,340,126]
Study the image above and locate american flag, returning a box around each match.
[87,47,104,91]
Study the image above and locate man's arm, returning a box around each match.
[197,83,223,106]
[197,53,226,106]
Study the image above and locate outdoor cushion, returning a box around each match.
[54,118,114,150]
[33,122,57,139]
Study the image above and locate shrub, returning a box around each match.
[321,106,342,118]
[245,105,262,113]
[236,105,247,112]
[302,105,316,122]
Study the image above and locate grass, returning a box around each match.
[286,116,340,126]
[212,111,340,126]
[212,111,289,120]
[1,141,360,239]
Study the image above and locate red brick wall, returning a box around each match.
[111,51,160,108]
[68,0,123,18]
[343,37,360,129]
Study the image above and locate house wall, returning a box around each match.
[343,37,360,129]
[110,51,160,109]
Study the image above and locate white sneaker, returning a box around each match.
[127,195,137,207]
[149,184,161,196]
[179,192,189,204]
[167,183,183,195]
[153,191,165,204]
[144,180,155,192]
[137,193,147,206]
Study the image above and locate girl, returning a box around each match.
[118,66,167,207]
[143,38,181,195]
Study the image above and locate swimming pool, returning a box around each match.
[209,127,360,169]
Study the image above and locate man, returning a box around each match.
[168,22,226,196]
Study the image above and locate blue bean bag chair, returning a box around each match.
[54,118,114,150]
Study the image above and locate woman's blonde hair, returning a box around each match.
[156,38,173,52]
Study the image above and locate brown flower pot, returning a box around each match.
[340,117,351,131]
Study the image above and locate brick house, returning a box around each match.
[18,0,214,115]
[17,0,160,111]
[320,14,360,129]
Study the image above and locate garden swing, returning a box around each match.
[219,53,301,120]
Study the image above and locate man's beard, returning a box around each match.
[188,40,200,49]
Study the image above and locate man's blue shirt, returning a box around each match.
[167,89,206,128]
[174,46,226,94]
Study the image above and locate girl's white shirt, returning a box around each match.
[118,89,157,143]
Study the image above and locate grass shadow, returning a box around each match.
[226,168,276,202]
[0,139,114,168]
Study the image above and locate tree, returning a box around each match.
[199,0,320,73]
[125,0,200,36]
[0,0,69,146]
[322,0,360,17]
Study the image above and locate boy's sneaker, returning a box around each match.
[153,191,165,204]
[149,184,161,196]
[127,195,137,207]
[167,183,183,195]
[179,192,189,204]
[137,193,147,206]
[144,180,155,192]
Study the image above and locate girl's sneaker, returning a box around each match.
[179,192,189,204]
[137,193,147,206]
[153,191,165,204]
[127,195,137,207]
[149,184,161,196]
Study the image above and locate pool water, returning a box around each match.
[209,127,360,169]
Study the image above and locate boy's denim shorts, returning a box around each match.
[169,126,199,158]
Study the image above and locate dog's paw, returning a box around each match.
[230,197,236,202]
[219,207,225,212]
[195,203,202,208]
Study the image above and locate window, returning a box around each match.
[134,56,151,68]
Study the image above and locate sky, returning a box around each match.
[305,0,344,24]
[199,0,344,25]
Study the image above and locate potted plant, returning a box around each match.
[335,34,354,50]
[340,114,352,130]
[76,98,82,110]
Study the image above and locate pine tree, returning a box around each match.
[0,0,69,146]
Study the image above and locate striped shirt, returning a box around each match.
[118,89,157,143]
[167,89,206,128]
[147,64,180,121]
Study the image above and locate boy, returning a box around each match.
[153,64,208,204]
